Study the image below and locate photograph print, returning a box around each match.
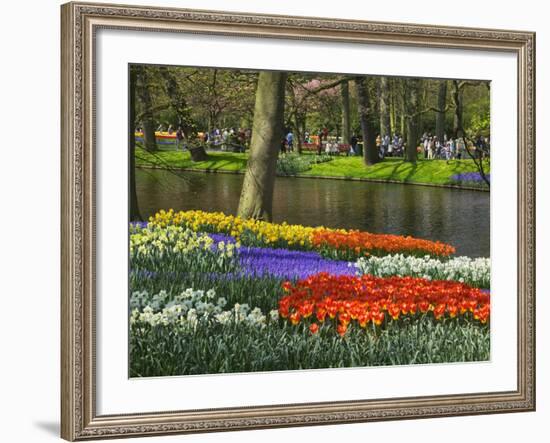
[128,64,491,377]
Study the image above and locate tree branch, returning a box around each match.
[413,103,456,117]
[462,136,490,187]
[293,76,355,97]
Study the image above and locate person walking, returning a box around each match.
[427,137,434,159]
[424,136,430,158]
[286,131,294,152]
[316,129,323,155]
[280,137,287,155]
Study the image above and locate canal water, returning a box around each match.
[135,169,490,257]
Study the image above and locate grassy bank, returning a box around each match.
[135,146,488,188]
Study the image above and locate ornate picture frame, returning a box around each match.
[61,2,535,440]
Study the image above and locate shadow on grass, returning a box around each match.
[196,153,247,171]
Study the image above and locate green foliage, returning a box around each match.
[463,84,490,137]
[467,106,491,137]
[276,154,332,175]
[130,315,490,376]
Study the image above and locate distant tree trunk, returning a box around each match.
[397,79,407,139]
[355,76,379,165]
[435,80,447,142]
[159,66,194,137]
[129,68,142,221]
[237,71,287,221]
[405,79,421,163]
[294,113,303,154]
[389,79,396,134]
[136,67,157,152]
[452,80,464,138]
[379,77,391,139]
[340,80,351,144]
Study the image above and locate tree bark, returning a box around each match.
[397,79,406,139]
[379,77,391,139]
[340,80,351,145]
[405,79,421,163]
[390,80,396,136]
[435,80,447,141]
[452,80,464,138]
[294,113,303,154]
[355,77,379,165]
[237,71,287,221]
[129,68,142,221]
[136,66,158,152]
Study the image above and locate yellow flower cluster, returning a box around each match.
[149,209,328,247]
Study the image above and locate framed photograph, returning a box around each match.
[61,1,535,440]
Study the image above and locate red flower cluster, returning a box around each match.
[279,273,490,337]
[311,229,456,258]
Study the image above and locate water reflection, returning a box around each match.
[135,169,490,257]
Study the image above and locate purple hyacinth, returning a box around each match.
[238,246,354,280]
[450,172,490,184]
[208,233,237,244]
[206,232,353,280]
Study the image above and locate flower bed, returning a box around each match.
[149,209,456,258]
[449,171,490,188]
[312,230,455,260]
[278,273,490,337]
[129,211,489,376]
[353,254,490,288]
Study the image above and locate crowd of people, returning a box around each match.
[151,124,253,152]
[418,133,490,160]
[148,123,490,161]
[375,134,406,158]
[207,127,252,151]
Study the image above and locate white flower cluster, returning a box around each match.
[130,288,279,329]
[130,225,215,257]
[353,254,490,288]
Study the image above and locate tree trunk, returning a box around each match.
[189,145,209,161]
[136,67,157,152]
[379,77,391,139]
[340,80,351,144]
[389,79,396,134]
[294,113,303,154]
[405,79,420,163]
[237,71,287,221]
[159,66,194,137]
[452,80,464,138]
[435,80,447,142]
[129,68,142,221]
[355,76,379,165]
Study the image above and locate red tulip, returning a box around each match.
[309,323,319,334]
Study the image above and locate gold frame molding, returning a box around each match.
[61,2,536,440]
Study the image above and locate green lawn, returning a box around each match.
[135,146,487,188]
[304,156,482,185]
[135,146,248,171]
